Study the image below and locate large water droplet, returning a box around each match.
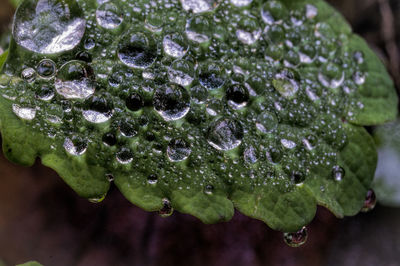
[116,147,134,164]
[226,84,249,109]
[236,17,261,45]
[153,84,190,121]
[126,92,144,112]
[186,16,212,43]
[163,33,189,58]
[207,118,243,151]
[272,70,299,98]
[283,227,308,247]
[190,85,208,104]
[118,32,157,69]
[12,104,36,120]
[96,1,123,29]
[64,136,87,156]
[55,61,95,99]
[13,0,86,54]
[256,112,278,133]
[167,138,192,162]
[180,0,219,14]
[82,95,113,123]
[199,62,225,90]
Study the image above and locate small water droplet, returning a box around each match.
[281,139,296,149]
[13,0,86,54]
[63,136,87,156]
[230,0,252,7]
[361,189,376,213]
[236,18,261,45]
[261,1,286,25]
[204,184,214,195]
[21,68,36,83]
[226,84,249,109]
[37,59,56,78]
[272,70,299,98]
[96,2,123,29]
[256,112,278,133]
[167,138,192,162]
[283,227,308,247]
[185,16,212,43]
[199,62,225,90]
[207,118,243,151]
[353,51,364,64]
[180,0,219,14]
[102,132,117,146]
[55,61,95,99]
[190,85,208,104]
[318,63,345,89]
[147,174,158,185]
[153,84,190,121]
[332,165,345,181]
[159,198,173,217]
[118,32,157,69]
[305,4,318,19]
[82,95,113,123]
[353,71,366,85]
[244,146,258,164]
[116,147,134,164]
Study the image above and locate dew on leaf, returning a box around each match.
[116,147,134,164]
[256,112,278,133]
[272,70,299,98]
[199,62,225,90]
[190,85,208,104]
[204,184,214,195]
[55,61,95,99]
[12,104,36,120]
[230,0,252,7]
[82,95,113,123]
[281,139,296,149]
[207,118,243,151]
[37,59,56,78]
[318,62,345,89]
[167,138,191,162]
[126,92,144,112]
[163,33,189,58]
[147,174,158,185]
[305,4,318,19]
[226,84,249,109]
[185,16,212,43]
[261,1,286,25]
[331,165,345,181]
[102,132,117,146]
[13,0,86,54]
[180,0,219,14]
[63,136,87,156]
[21,68,36,83]
[283,227,308,247]
[168,59,195,87]
[118,32,157,69]
[96,2,123,29]
[153,84,191,121]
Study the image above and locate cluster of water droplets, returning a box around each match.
[1,0,372,228]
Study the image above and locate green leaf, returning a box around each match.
[0,50,8,71]
[0,0,396,232]
[9,0,23,8]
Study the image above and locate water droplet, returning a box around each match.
[118,32,157,69]
[353,51,364,64]
[305,4,318,19]
[145,12,164,33]
[82,95,113,123]
[244,146,258,164]
[96,2,123,29]
[230,0,252,7]
[199,62,225,90]
[102,132,117,146]
[318,63,345,89]
[55,61,95,99]
[226,84,249,109]
[283,227,308,247]
[167,138,191,162]
[331,165,345,181]
[13,0,86,54]
[88,195,106,203]
[207,118,243,151]
[159,198,173,217]
[12,104,36,120]
[36,86,54,101]
[272,70,299,98]
[261,1,286,25]
[75,51,92,62]
[63,136,87,156]
[236,18,261,45]
[361,189,376,212]
[147,174,158,185]
[126,92,144,112]
[186,16,212,43]
[37,59,56,78]
[291,172,305,185]
[168,59,195,87]
[180,0,219,14]
[256,112,278,133]
[353,71,366,85]
[116,147,134,164]
[281,139,296,149]
[190,85,208,104]
[163,33,189,58]
[267,147,282,163]
[204,184,214,195]
[153,84,190,121]
[119,119,138,137]
[21,68,36,83]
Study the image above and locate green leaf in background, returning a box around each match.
[373,120,400,207]
[16,262,43,266]
[0,0,396,233]
[9,0,23,8]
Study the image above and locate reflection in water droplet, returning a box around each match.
[261,1,286,25]
[204,184,214,195]
[361,189,376,212]
[159,198,173,217]
[283,227,308,247]
[186,16,212,43]
[226,84,249,109]
[167,138,191,162]
[147,174,158,185]
[256,112,278,133]
[244,146,258,164]
[318,63,345,89]
[126,92,144,112]
[153,84,190,121]
[116,147,134,164]
[118,32,157,69]
[163,33,188,58]
[37,59,56,78]
[103,132,117,146]
[180,0,219,14]
[272,70,299,98]
[236,18,261,45]
[12,104,36,120]
[21,68,36,83]
[332,165,345,181]
[190,85,208,104]
[13,0,86,54]
[55,61,95,99]
[96,2,123,29]
[168,59,195,87]
[353,71,366,85]
[63,137,87,156]
[199,62,225,90]
[207,118,243,151]
[281,139,296,149]
[82,95,113,123]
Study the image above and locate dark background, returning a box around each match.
[0,0,399,265]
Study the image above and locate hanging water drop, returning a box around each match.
[283,227,308,247]
[159,198,173,217]
[361,189,376,213]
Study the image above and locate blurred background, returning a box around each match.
[0,0,399,265]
